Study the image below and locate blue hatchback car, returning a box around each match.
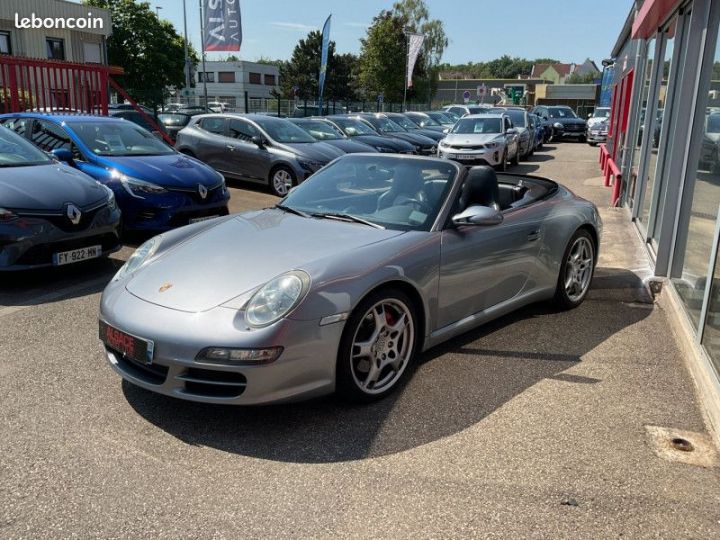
[0,113,230,232]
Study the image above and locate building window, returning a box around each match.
[199,72,215,83]
[249,72,261,84]
[82,42,102,64]
[46,38,65,60]
[0,32,11,55]
[218,72,236,83]
[264,74,276,86]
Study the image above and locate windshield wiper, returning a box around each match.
[274,204,310,218]
[311,212,385,229]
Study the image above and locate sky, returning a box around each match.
[152,0,632,65]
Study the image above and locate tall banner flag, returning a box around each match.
[318,14,332,114]
[599,65,615,108]
[406,33,425,88]
[204,0,242,52]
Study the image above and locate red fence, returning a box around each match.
[0,55,173,145]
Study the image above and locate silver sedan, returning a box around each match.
[99,155,601,405]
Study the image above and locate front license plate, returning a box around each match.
[189,215,219,224]
[99,320,154,365]
[458,154,477,160]
[53,245,101,266]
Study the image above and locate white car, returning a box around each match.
[437,114,519,171]
[587,107,610,146]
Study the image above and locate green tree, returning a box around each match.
[358,11,409,102]
[84,0,197,108]
[566,72,597,84]
[279,31,359,102]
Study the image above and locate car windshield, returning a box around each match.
[158,113,192,127]
[281,156,457,231]
[0,126,53,167]
[292,120,343,140]
[332,118,378,136]
[69,121,175,156]
[414,114,441,126]
[467,107,486,115]
[505,110,527,127]
[707,114,720,134]
[428,112,455,125]
[549,107,578,119]
[253,118,316,143]
[365,116,405,133]
[392,116,420,130]
[451,117,503,134]
[592,108,610,118]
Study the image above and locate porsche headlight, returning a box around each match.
[244,270,310,327]
[112,236,161,282]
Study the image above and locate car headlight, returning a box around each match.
[554,122,564,129]
[98,183,117,210]
[0,207,18,222]
[244,270,311,327]
[111,170,167,199]
[112,236,161,282]
[298,159,323,172]
[195,346,284,365]
[485,142,498,149]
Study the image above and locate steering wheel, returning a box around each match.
[398,198,432,213]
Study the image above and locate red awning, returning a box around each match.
[632,0,681,39]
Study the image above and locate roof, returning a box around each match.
[530,63,576,78]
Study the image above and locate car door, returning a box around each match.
[504,117,518,158]
[436,195,546,330]
[225,118,270,183]
[194,116,229,171]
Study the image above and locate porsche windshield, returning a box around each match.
[281,156,458,231]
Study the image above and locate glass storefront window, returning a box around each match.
[673,15,720,356]
[628,38,656,209]
[640,19,677,229]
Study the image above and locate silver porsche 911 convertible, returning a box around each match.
[99,154,601,404]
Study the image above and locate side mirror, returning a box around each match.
[506,128,517,135]
[452,205,504,226]
[252,135,265,148]
[51,148,75,165]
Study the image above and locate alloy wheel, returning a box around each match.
[272,169,293,197]
[350,299,415,395]
[564,236,594,302]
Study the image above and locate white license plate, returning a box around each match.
[458,154,477,160]
[189,215,219,224]
[53,245,101,266]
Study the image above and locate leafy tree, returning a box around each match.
[437,57,564,79]
[278,31,358,102]
[566,72,597,84]
[85,0,197,108]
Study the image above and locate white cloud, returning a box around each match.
[269,22,318,32]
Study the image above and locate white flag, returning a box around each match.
[406,33,425,89]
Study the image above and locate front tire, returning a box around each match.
[511,148,520,166]
[336,289,419,402]
[554,229,596,310]
[495,150,508,172]
[269,165,296,197]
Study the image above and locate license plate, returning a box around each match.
[99,320,154,365]
[53,245,101,266]
[189,215,219,224]
[458,154,477,160]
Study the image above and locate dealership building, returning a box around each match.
[605,0,720,431]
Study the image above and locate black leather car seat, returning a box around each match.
[377,162,423,211]
[459,166,501,211]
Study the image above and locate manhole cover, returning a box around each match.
[645,426,718,468]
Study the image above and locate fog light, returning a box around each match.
[196,346,283,365]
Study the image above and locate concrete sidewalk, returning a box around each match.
[1,143,719,539]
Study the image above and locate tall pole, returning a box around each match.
[182,0,191,91]
[402,31,409,112]
[198,0,209,108]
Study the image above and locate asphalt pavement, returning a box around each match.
[1,143,719,539]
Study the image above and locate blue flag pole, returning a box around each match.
[318,14,332,115]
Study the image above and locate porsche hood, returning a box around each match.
[125,209,404,312]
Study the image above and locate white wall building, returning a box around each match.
[191,60,280,111]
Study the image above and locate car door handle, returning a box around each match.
[527,230,540,241]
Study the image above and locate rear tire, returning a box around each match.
[336,288,420,403]
[554,229,596,310]
[495,150,508,172]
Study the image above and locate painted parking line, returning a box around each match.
[0,276,109,319]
